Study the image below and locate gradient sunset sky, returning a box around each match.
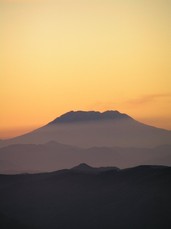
[1,0,171,139]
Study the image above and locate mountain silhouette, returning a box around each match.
[0,110,171,148]
[71,163,119,173]
[0,165,170,229]
[48,110,130,124]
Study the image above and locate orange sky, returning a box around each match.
[1,0,171,139]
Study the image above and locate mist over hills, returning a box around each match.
[0,141,171,174]
[0,110,170,173]
[0,110,171,148]
[0,164,170,229]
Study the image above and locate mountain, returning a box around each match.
[0,110,171,148]
[71,163,120,173]
[48,110,130,123]
[0,165,170,229]
[0,141,171,174]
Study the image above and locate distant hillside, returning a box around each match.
[0,142,171,174]
[0,165,170,229]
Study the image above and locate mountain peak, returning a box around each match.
[71,163,120,174]
[48,110,131,124]
[72,163,93,170]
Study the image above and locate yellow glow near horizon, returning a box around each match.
[0,0,171,138]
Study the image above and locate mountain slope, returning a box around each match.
[0,110,171,148]
[0,165,170,229]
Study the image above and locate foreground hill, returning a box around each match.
[1,110,171,148]
[0,141,171,174]
[0,164,170,229]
